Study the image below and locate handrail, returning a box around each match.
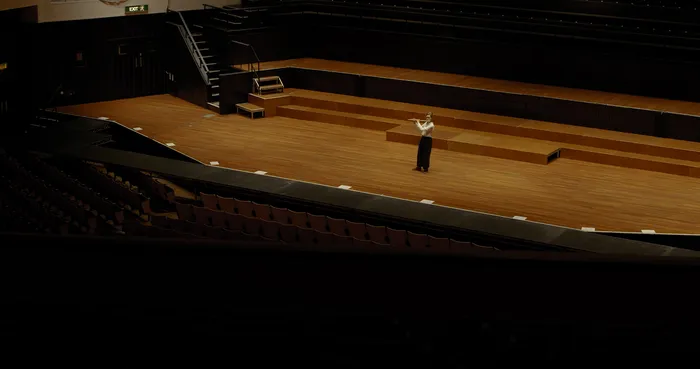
[230,39,261,81]
[204,4,247,19]
[167,8,210,85]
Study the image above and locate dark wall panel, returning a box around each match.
[220,71,253,114]
[0,6,38,118]
[228,27,306,62]
[293,69,362,96]
[605,107,658,136]
[303,25,700,102]
[164,23,207,108]
[31,13,166,109]
[655,113,700,142]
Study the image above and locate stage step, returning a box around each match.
[560,145,700,178]
[236,103,265,119]
[289,92,521,133]
[248,93,292,117]
[277,105,403,131]
[288,89,700,163]
[258,76,280,83]
[386,125,561,165]
[259,84,284,91]
[207,101,220,114]
[517,121,700,163]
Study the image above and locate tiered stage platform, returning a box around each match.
[59,59,700,234]
[252,89,700,178]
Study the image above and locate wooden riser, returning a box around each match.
[248,93,291,117]
[291,96,417,120]
[290,95,524,134]
[290,93,700,163]
[386,125,561,165]
[281,89,700,176]
[277,106,402,131]
[447,141,558,165]
[385,131,453,151]
[561,148,700,178]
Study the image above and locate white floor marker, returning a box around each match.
[513,216,527,221]
[133,127,143,131]
[338,185,352,190]
[203,114,215,118]
[641,229,656,234]
[254,170,267,175]
[581,227,596,232]
[420,199,435,204]
[165,143,176,147]
[209,161,220,166]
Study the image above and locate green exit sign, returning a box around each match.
[125,5,149,15]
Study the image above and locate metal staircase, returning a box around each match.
[168,9,231,110]
[199,5,285,97]
[166,4,286,112]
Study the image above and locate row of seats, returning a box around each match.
[155,210,489,253]
[174,192,496,251]
[26,155,126,224]
[0,152,108,234]
[99,164,177,205]
[236,0,700,41]
[0,176,73,235]
[80,165,152,216]
[0,150,173,237]
[0,149,492,251]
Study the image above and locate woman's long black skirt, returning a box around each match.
[417,136,433,170]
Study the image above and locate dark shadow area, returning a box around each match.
[1,233,699,367]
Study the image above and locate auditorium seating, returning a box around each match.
[184,190,496,253]
[214,0,700,51]
[0,150,120,235]
[0,145,504,252]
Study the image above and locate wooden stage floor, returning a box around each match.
[61,94,700,234]
[261,58,700,116]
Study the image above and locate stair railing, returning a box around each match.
[167,9,210,85]
[203,4,246,22]
[230,40,262,92]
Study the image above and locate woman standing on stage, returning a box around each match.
[411,112,434,173]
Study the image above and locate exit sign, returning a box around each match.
[125,5,149,15]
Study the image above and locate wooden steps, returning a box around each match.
[289,90,526,133]
[207,101,221,114]
[248,93,291,116]
[560,145,700,178]
[277,105,404,131]
[287,89,700,164]
[274,89,700,176]
[387,125,561,165]
[518,121,700,162]
[386,124,463,150]
[236,103,265,119]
